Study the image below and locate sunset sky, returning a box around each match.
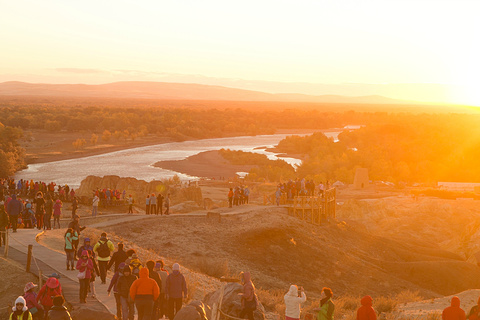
[1,0,479,105]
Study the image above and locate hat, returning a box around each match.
[46,277,60,289]
[154,262,162,271]
[13,296,27,312]
[119,262,126,270]
[172,263,180,271]
[84,237,90,242]
[131,253,138,259]
[48,272,61,279]
[24,282,37,293]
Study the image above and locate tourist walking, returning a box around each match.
[164,194,170,215]
[145,195,150,215]
[71,196,79,218]
[93,232,115,284]
[34,191,45,230]
[53,199,62,229]
[9,296,32,320]
[47,296,72,320]
[166,263,187,320]
[65,228,78,270]
[108,262,126,320]
[107,242,128,273]
[7,194,23,232]
[356,296,376,320]
[37,277,62,317]
[117,265,137,320]
[68,216,85,257]
[76,250,94,303]
[149,194,157,216]
[23,282,43,319]
[284,285,306,320]
[129,267,160,320]
[146,260,163,320]
[44,195,53,230]
[0,200,10,246]
[92,195,99,217]
[239,272,257,320]
[157,193,163,215]
[314,288,335,320]
[442,296,466,320]
[127,195,134,214]
[155,260,169,319]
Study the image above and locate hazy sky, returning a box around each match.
[1,0,479,105]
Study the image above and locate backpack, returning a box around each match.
[97,241,110,258]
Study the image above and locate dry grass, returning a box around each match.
[190,257,231,279]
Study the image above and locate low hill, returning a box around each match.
[0,81,405,104]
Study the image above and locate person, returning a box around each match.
[0,200,10,246]
[92,195,99,217]
[37,277,62,318]
[77,237,94,260]
[108,262,126,320]
[284,285,306,320]
[23,201,34,229]
[127,195,134,214]
[146,260,162,320]
[93,232,115,284]
[156,193,163,215]
[128,253,144,278]
[44,195,53,230]
[239,272,257,320]
[9,296,32,320]
[356,296,376,320]
[47,295,72,320]
[129,267,160,320]
[467,297,480,320]
[166,263,187,319]
[315,287,335,320]
[107,242,128,273]
[53,199,62,229]
[7,194,23,232]
[275,187,282,206]
[65,228,78,270]
[443,296,466,320]
[164,194,170,215]
[228,188,233,208]
[76,250,94,303]
[149,194,156,216]
[34,191,46,230]
[244,186,250,204]
[117,265,137,320]
[71,196,78,218]
[87,249,100,298]
[23,282,43,320]
[145,195,150,215]
[68,216,85,257]
[155,260,169,319]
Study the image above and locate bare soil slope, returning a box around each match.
[101,207,479,299]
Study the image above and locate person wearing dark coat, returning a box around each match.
[107,242,128,272]
[47,295,72,320]
[7,194,23,232]
[165,263,187,320]
[0,201,10,246]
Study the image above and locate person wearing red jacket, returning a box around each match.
[356,296,376,320]
[129,268,160,320]
[76,250,94,303]
[443,296,466,320]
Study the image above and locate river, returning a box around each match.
[15,130,343,188]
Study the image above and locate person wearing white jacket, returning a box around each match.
[284,285,307,320]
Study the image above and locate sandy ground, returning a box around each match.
[0,257,38,319]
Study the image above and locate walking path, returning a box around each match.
[6,204,269,318]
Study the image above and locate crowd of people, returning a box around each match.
[227,185,250,208]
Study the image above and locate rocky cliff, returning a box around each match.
[77,175,202,205]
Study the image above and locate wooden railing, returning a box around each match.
[287,188,336,224]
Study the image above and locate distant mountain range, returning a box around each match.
[0,81,410,104]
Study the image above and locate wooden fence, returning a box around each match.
[287,188,336,224]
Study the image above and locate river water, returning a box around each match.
[15,130,342,188]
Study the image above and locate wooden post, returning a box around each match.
[3,231,8,258]
[26,244,33,272]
